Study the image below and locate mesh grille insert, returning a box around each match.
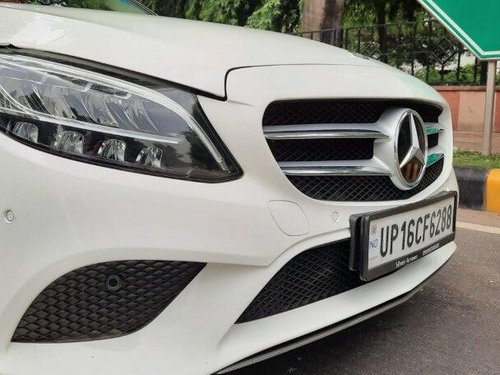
[263,99,443,126]
[237,241,364,323]
[267,138,374,162]
[287,159,444,202]
[12,260,205,343]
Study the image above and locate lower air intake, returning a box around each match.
[12,260,205,343]
[237,241,364,323]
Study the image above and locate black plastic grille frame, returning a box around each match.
[12,260,205,343]
[263,99,443,126]
[287,159,444,202]
[267,138,374,162]
[428,133,439,148]
[237,241,364,323]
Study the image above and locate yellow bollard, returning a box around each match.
[486,169,500,213]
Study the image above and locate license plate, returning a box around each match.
[350,192,457,281]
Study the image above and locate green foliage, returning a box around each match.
[184,0,256,26]
[141,0,182,15]
[415,64,473,84]
[343,1,374,28]
[344,0,421,26]
[414,64,500,85]
[70,0,108,9]
[454,150,500,168]
[246,0,302,32]
[138,0,302,32]
[26,0,110,9]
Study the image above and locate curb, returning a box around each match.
[454,167,500,212]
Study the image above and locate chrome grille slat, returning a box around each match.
[281,166,391,177]
[265,130,386,140]
[265,123,443,140]
[263,126,389,140]
[279,159,391,177]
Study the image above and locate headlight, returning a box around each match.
[0,52,241,182]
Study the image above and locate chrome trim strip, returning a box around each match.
[279,160,391,177]
[263,124,389,140]
[265,129,389,140]
[281,165,391,177]
[264,123,373,132]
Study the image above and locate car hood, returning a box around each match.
[0,4,381,97]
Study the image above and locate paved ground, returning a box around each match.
[231,209,500,375]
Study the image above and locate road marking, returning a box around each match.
[457,221,500,235]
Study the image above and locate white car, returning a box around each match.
[0,2,458,374]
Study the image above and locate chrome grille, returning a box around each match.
[264,100,445,202]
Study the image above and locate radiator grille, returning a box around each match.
[13,260,205,343]
[263,99,445,202]
[237,241,363,323]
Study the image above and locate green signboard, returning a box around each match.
[419,0,500,60]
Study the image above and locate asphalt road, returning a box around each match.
[231,210,500,375]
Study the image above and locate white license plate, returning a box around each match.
[350,192,457,281]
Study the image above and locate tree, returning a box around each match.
[344,0,419,62]
[150,0,187,17]
[301,0,345,31]
[246,0,302,32]
[301,0,346,41]
[139,0,302,32]
[184,0,260,26]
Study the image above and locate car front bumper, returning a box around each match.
[0,64,458,374]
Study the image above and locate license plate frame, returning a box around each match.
[350,191,458,282]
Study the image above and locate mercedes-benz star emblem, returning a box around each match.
[395,110,427,189]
